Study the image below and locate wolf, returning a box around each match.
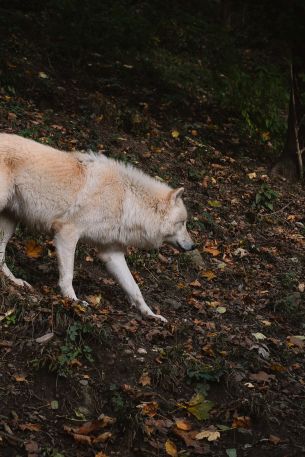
[0,134,195,322]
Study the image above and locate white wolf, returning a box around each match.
[0,134,195,322]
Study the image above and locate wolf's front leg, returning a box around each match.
[98,250,167,322]
[54,224,80,301]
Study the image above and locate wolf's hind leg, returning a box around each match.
[0,213,32,288]
[98,249,167,322]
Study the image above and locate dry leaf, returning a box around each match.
[175,419,192,431]
[201,270,216,280]
[95,453,108,457]
[190,279,202,287]
[165,439,178,457]
[249,371,275,383]
[13,374,27,382]
[196,429,220,441]
[171,130,180,138]
[92,431,112,443]
[269,434,281,445]
[19,423,42,432]
[232,416,251,429]
[203,246,221,256]
[139,372,151,386]
[136,401,158,417]
[25,240,43,258]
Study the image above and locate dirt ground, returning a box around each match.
[1,18,305,457]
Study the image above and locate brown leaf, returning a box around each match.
[95,452,108,457]
[68,416,116,435]
[175,419,192,431]
[269,434,281,445]
[139,371,151,386]
[201,270,216,280]
[173,429,208,455]
[19,423,42,432]
[203,246,221,257]
[144,418,173,435]
[249,371,275,383]
[190,279,202,288]
[137,401,158,417]
[25,240,43,259]
[165,439,178,456]
[13,374,27,382]
[71,433,92,445]
[232,416,251,429]
[92,431,112,444]
[25,440,39,456]
[287,336,305,349]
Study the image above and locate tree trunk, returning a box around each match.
[271,7,305,181]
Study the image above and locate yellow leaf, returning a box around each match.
[165,439,178,457]
[201,270,216,280]
[190,279,202,288]
[136,401,158,417]
[139,372,151,386]
[171,130,180,138]
[196,429,220,441]
[203,246,221,256]
[25,239,43,258]
[261,131,270,141]
[247,172,257,179]
[175,419,192,431]
[13,374,27,382]
[208,200,222,208]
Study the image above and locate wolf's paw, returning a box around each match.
[147,312,168,323]
[13,278,33,289]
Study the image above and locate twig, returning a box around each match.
[0,431,24,447]
[259,201,292,217]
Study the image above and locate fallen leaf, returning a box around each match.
[173,429,208,454]
[95,452,108,457]
[25,440,39,455]
[137,401,158,417]
[208,200,222,208]
[171,130,180,138]
[216,306,226,314]
[25,240,43,258]
[92,431,112,443]
[203,246,221,256]
[252,332,267,340]
[19,423,42,432]
[50,400,59,410]
[190,279,202,287]
[201,270,216,280]
[35,333,54,344]
[287,335,305,349]
[232,416,251,429]
[186,393,213,421]
[175,419,192,431]
[247,172,257,179]
[139,371,151,386]
[165,439,178,457]
[13,374,27,382]
[226,449,237,457]
[38,71,48,78]
[196,429,220,441]
[249,371,275,383]
[269,434,281,445]
[71,433,92,445]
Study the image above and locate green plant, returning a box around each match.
[253,183,278,210]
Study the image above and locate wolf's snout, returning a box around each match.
[178,241,197,251]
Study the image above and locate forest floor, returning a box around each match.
[1,19,305,457]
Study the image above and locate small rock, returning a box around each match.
[137,348,147,354]
[79,379,88,386]
[185,249,206,270]
[35,332,54,344]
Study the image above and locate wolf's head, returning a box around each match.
[162,187,196,251]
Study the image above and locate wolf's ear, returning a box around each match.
[170,187,184,204]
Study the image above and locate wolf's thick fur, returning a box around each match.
[0,134,194,321]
